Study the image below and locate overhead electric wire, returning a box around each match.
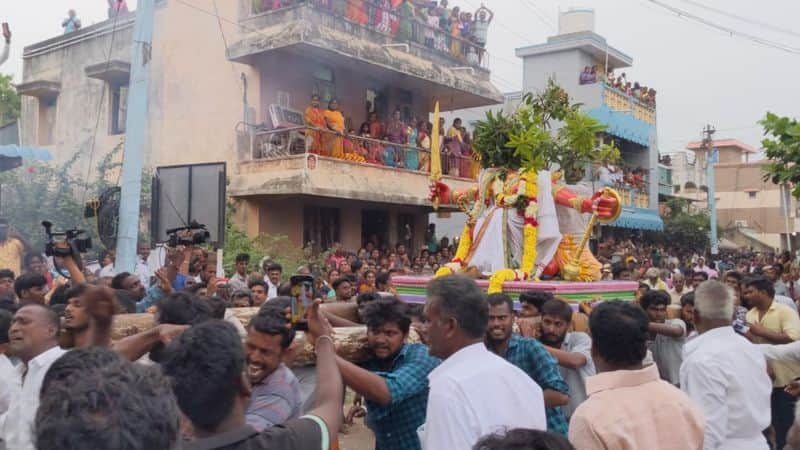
[521,0,556,33]
[644,0,800,55]
[674,0,800,39]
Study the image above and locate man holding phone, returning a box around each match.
[0,23,9,67]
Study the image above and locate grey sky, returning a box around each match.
[2,0,799,152]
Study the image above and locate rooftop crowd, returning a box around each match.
[2,214,800,450]
[579,65,657,107]
[253,0,495,65]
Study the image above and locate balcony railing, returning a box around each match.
[248,126,479,180]
[248,0,490,70]
[618,186,650,209]
[601,83,656,125]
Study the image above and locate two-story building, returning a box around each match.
[680,139,794,252]
[514,9,663,233]
[17,0,503,251]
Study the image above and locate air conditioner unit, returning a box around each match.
[734,220,748,228]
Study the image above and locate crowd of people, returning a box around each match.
[302,94,479,178]
[579,65,657,107]
[5,208,800,449]
[253,0,494,65]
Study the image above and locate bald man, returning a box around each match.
[0,303,67,448]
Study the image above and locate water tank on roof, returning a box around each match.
[558,8,595,35]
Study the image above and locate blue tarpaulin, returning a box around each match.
[0,145,53,171]
[608,207,664,231]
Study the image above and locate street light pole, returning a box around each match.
[115,0,155,273]
[702,124,718,256]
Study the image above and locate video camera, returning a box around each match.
[41,221,92,271]
[165,220,210,248]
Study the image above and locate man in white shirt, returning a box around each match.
[680,280,772,450]
[0,303,67,448]
[0,310,18,416]
[264,262,282,299]
[642,290,687,385]
[420,276,546,450]
[668,272,690,305]
[539,299,595,418]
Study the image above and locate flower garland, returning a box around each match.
[452,223,473,265]
[519,170,539,278]
[435,262,462,278]
[487,268,528,294]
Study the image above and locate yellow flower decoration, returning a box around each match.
[521,223,538,276]
[488,268,518,294]
[453,224,473,263]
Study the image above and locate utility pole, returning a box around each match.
[702,124,718,256]
[115,0,155,273]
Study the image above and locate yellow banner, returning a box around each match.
[430,101,441,182]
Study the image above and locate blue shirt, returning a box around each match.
[362,343,440,450]
[494,334,570,435]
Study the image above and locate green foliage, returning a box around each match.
[760,112,800,197]
[472,79,620,175]
[0,73,20,126]
[0,138,152,256]
[472,109,521,169]
[657,200,722,252]
[221,201,327,278]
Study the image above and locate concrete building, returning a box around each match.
[17,1,502,251]
[678,139,795,252]
[513,9,662,232]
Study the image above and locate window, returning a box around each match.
[313,67,336,103]
[110,83,128,135]
[748,191,757,199]
[304,206,340,252]
[37,98,57,145]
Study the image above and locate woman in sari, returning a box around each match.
[396,0,414,42]
[449,7,461,58]
[417,120,431,172]
[446,118,463,176]
[323,99,345,158]
[303,94,326,154]
[384,110,406,168]
[404,116,419,170]
[459,126,472,178]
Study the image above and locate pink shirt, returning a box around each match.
[569,364,704,450]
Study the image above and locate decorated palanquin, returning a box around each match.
[421,82,633,297]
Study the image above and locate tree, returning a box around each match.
[656,199,722,256]
[760,112,800,197]
[472,79,620,180]
[0,73,20,126]
[222,200,327,277]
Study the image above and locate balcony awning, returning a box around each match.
[15,80,60,101]
[85,60,131,84]
[607,207,663,231]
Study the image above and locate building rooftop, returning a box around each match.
[515,30,633,69]
[686,138,757,153]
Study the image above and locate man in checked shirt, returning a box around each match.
[485,293,571,435]
[333,297,440,450]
